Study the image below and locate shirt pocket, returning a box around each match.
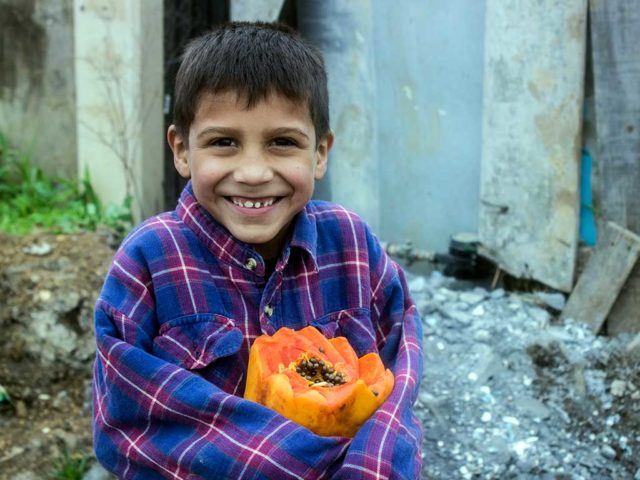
[152,314,243,370]
[309,307,378,356]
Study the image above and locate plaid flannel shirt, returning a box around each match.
[93,182,423,479]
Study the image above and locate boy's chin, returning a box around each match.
[229,226,289,258]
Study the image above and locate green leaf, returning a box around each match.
[0,131,132,240]
[0,384,10,403]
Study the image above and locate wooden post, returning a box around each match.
[561,222,640,333]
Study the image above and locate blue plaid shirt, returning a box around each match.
[93,183,423,479]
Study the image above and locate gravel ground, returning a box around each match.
[409,271,640,480]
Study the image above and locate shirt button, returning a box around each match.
[264,305,273,317]
[245,257,258,271]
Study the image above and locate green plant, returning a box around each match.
[0,383,10,403]
[0,131,132,239]
[50,450,91,480]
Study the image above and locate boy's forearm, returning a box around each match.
[329,243,424,479]
[333,303,424,479]
[93,307,350,479]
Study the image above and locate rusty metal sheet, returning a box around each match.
[479,0,588,292]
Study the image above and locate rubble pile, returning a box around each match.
[410,272,640,479]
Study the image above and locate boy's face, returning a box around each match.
[168,91,333,259]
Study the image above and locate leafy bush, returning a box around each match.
[0,131,132,238]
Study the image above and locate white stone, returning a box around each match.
[23,242,53,256]
[610,379,626,397]
[460,292,486,305]
[83,463,114,480]
[503,416,520,426]
[533,291,566,311]
[474,329,491,341]
[38,290,53,302]
[490,288,505,299]
[408,276,428,293]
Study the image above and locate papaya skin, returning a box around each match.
[244,326,394,437]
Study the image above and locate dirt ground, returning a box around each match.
[0,231,115,479]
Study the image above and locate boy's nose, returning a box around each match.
[232,155,274,184]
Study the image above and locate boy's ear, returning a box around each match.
[167,125,191,179]
[314,131,334,180]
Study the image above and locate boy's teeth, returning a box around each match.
[233,198,275,208]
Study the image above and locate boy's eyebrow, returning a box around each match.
[196,126,310,140]
[196,126,238,140]
[267,127,310,140]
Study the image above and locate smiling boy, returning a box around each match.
[169,90,331,261]
[93,22,423,479]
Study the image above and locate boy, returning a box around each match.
[93,22,423,479]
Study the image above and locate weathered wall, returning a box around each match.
[74,0,164,222]
[590,0,640,334]
[373,0,486,252]
[479,0,587,292]
[230,0,284,22]
[300,0,486,252]
[0,0,76,178]
[298,0,381,234]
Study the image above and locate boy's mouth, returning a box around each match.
[228,196,281,209]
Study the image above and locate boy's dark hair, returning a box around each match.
[173,22,329,146]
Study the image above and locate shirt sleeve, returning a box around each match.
[331,230,424,480]
[93,301,350,479]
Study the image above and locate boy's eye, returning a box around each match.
[209,137,237,148]
[270,137,297,148]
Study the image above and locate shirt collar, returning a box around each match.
[176,182,319,273]
[288,202,319,271]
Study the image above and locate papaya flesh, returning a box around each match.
[244,326,394,437]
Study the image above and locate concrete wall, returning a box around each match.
[74,0,164,221]
[0,0,76,178]
[0,0,163,221]
[301,0,486,253]
[374,0,484,251]
[298,1,381,234]
[479,0,586,292]
[230,0,284,21]
[374,0,486,252]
